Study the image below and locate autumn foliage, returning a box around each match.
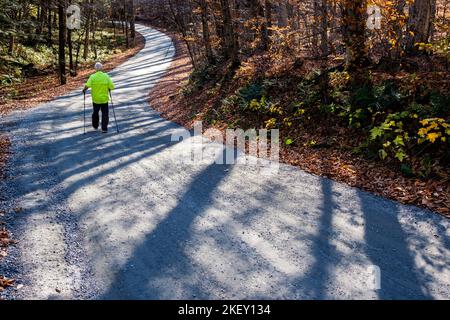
[141,0,449,215]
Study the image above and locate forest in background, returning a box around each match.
[138,0,449,182]
[0,0,448,214]
[135,0,449,215]
[1,0,448,181]
[3,0,450,298]
[0,0,138,106]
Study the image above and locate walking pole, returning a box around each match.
[109,90,119,133]
[83,92,86,135]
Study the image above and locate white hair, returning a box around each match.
[94,62,103,71]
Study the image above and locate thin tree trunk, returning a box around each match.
[320,0,328,57]
[37,0,46,35]
[130,0,136,47]
[112,19,116,40]
[75,30,84,73]
[329,0,338,54]
[342,0,369,105]
[68,28,75,76]
[212,3,224,42]
[47,4,53,45]
[121,12,125,33]
[319,0,329,103]
[92,21,97,59]
[167,0,196,67]
[124,1,130,48]
[58,0,67,85]
[8,36,15,55]
[200,0,214,62]
[278,0,289,27]
[249,0,261,42]
[37,5,41,31]
[220,0,239,64]
[406,0,437,53]
[83,1,91,60]
[52,6,57,28]
[342,0,368,73]
[312,1,320,56]
[261,0,272,50]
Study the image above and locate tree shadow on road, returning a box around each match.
[99,162,232,299]
[290,178,339,299]
[358,191,434,299]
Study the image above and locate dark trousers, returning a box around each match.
[92,103,109,131]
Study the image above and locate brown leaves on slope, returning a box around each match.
[147,26,194,126]
[148,27,450,218]
[281,136,450,218]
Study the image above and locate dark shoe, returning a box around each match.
[102,130,108,133]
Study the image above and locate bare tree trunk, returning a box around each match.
[83,1,91,60]
[37,0,46,35]
[328,0,338,54]
[167,0,197,67]
[121,11,125,33]
[37,4,41,32]
[312,1,320,56]
[320,0,328,57]
[75,29,84,73]
[92,20,98,59]
[248,0,261,42]
[22,4,32,35]
[220,0,239,64]
[319,0,329,104]
[212,3,224,42]
[406,0,437,53]
[130,0,136,47]
[112,19,116,40]
[8,36,15,55]
[200,0,214,63]
[6,7,17,54]
[278,0,289,27]
[52,6,57,28]
[68,28,75,76]
[58,0,66,85]
[389,0,407,58]
[47,3,53,45]
[261,0,272,50]
[342,0,369,106]
[119,8,125,34]
[342,0,368,73]
[124,1,130,48]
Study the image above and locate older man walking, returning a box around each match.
[83,62,115,133]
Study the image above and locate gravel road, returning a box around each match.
[0,24,449,300]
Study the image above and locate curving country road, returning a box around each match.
[0,24,449,300]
